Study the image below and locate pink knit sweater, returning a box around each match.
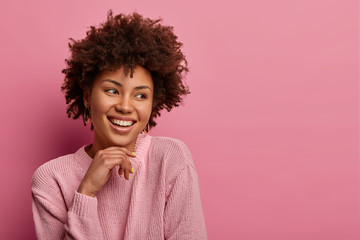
[31,134,207,239]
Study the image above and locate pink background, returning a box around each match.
[0,0,358,239]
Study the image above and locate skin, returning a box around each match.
[77,65,154,197]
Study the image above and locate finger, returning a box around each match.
[126,160,133,173]
[104,146,137,158]
[101,157,133,178]
[118,149,136,158]
[118,167,124,176]
[101,156,128,169]
[98,151,131,159]
[124,168,130,180]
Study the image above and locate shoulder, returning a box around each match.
[149,136,196,178]
[150,136,191,154]
[31,147,89,195]
[33,153,74,175]
[150,136,194,165]
[31,153,73,192]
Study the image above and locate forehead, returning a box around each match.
[94,66,153,88]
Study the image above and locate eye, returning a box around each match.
[106,89,118,94]
[136,93,147,99]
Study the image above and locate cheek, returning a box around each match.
[137,102,153,119]
[90,94,111,119]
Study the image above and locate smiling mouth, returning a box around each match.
[108,117,136,127]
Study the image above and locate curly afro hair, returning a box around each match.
[61,10,190,130]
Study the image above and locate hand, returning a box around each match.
[77,146,136,197]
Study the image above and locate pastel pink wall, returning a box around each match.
[0,0,358,239]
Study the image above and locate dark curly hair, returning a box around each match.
[61,10,190,130]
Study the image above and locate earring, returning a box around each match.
[142,122,150,134]
[83,107,91,126]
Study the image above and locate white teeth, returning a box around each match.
[111,119,134,127]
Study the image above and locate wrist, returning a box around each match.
[77,183,97,198]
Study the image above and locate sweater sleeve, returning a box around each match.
[31,166,104,240]
[164,164,208,240]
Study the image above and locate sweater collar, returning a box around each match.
[130,133,152,167]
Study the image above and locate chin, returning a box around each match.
[110,132,139,148]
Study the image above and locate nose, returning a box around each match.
[115,95,134,113]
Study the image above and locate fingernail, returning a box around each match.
[132,152,136,157]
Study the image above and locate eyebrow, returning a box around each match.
[102,79,152,91]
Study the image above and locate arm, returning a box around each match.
[164,165,208,240]
[31,146,135,239]
[31,171,104,239]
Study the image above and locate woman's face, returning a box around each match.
[86,65,153,151]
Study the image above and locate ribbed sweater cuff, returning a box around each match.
[69,191,98,218]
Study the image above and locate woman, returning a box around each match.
[31,10,207,240]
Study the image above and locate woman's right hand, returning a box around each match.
[77,146,136,197]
